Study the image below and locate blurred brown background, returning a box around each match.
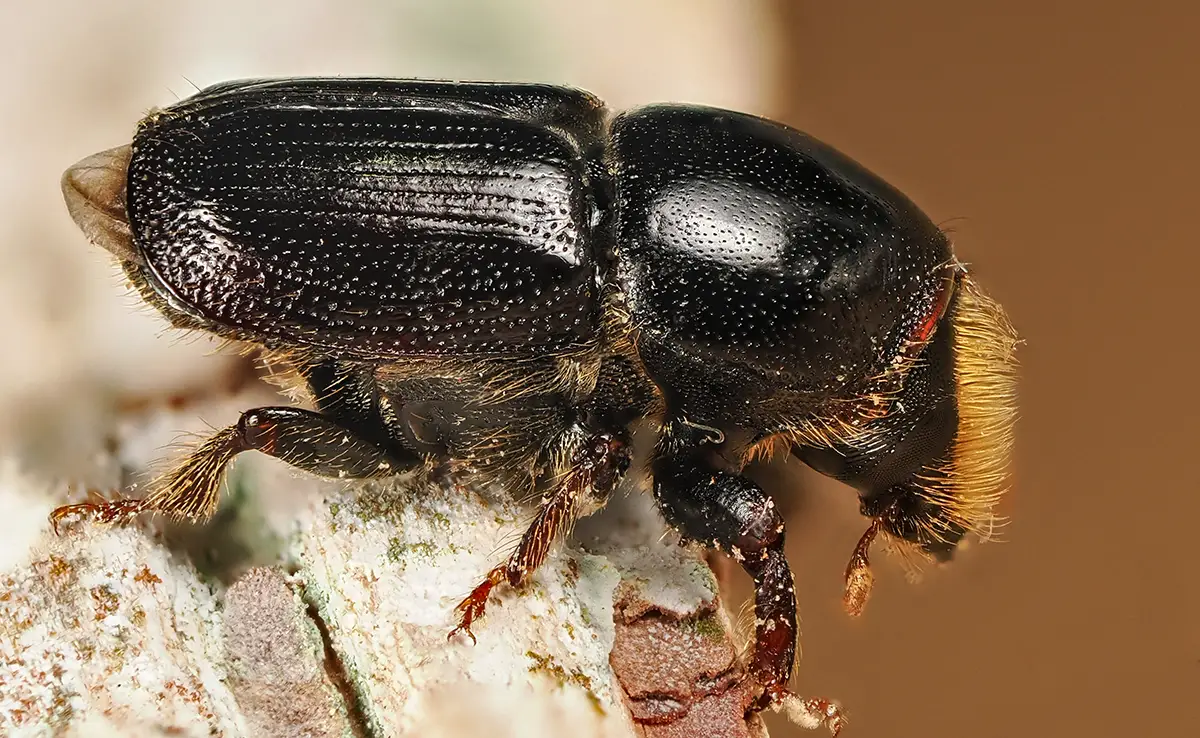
[0,1,1195,736]
[761,2,1199,736]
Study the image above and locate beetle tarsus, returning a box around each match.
[448,565,507,643]
[49,498,150,534]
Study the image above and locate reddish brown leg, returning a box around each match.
[448,431,629,643]
[49,425,246,529]
[49,407,413,530]
[447,483,577,643]
[653,432,844,734]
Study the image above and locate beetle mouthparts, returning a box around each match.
[61,145,143,264]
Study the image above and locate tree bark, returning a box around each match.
[0,410,769,738]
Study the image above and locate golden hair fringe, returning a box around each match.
[914,273,1020,545]
[147,425,244,521]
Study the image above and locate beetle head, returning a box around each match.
[61,145,144,264]
[790,270,1018,560]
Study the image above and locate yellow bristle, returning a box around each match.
[916,273,1020,543]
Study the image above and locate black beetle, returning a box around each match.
[55,78,1018,732]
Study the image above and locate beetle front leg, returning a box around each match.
[51,406,418,528]
[448,430,630,643]
[653,437,844,734]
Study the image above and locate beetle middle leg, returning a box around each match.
[653,426,844,733]
[448,428,630,642]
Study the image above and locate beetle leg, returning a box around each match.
[50,406,419,528]
[448,430,630,643]
[652,435,843,733]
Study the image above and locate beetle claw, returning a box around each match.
[446,622,478,645]
[448,570,502,644]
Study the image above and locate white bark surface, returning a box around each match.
[0,402,769,738]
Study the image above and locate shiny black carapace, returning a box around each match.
[56,78,1018,733]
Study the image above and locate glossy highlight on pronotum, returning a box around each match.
[55,78,1019,735]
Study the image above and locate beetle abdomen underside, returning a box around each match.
[126,79,605,359]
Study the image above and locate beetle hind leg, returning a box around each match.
[50,406,419,529]
[448,429,630,643]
